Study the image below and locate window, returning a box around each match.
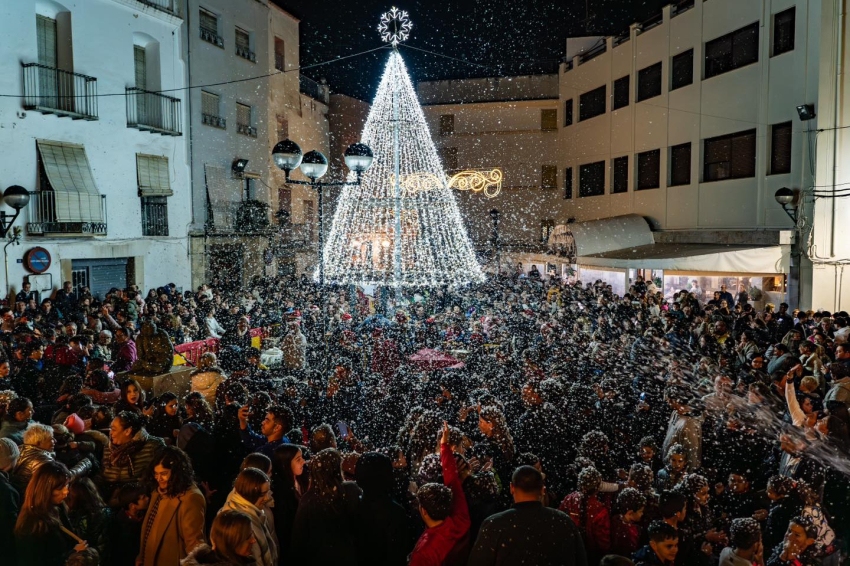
[274,37,285,71]
[564,167,573,199]
[671,49,694,90]
[669,143,692,186]
[36,15,58,68]
[612,156,628,193]
[199,9,223,47]
[773,8,795,56]
[134,46,147,90]
[703,129,757,181]
[439,114,454,136]
[770,122,792,175]
[579,85,606,121]
[540,219,555,243]
[276,114,288,142]
[541,109,557,131]
[564,99,573,126]
[201,91,225,128]
[236,103,256,137]
[612,76,630,110]
[542,165,557,189]
[141,197,169,236]
[235,27,255,62]
[439,147,458,170]
[705,22,759,79]
[579,161,605,197]
[637,62,662,102]
[637,149,661,190]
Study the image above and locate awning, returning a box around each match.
[37,140,104,222]
[549,214,654,256]
[578,243,786,274]
[137,154,173,197]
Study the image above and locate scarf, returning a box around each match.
[109,429,149,478]
[221,490,278,566]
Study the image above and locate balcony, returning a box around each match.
[299,75,329,104]
[135,0,179,16]
[200,27,224,48]
[236,45,256,63]
[126,87,182,136]
[21,63,98,120]
[237,123,257,137]
[26,191,107,236]
[202,113,226,129]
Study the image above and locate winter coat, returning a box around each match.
[610,515,642,558]
[180,544,252,566]
[219,490,277,566]
[559,492,611,561]
[632,544,670,566]
[13,443,92,492]
[0,470,20,565]
[190,368,225,407]
[289,481,362,564]
[0,416,28,445]
[467,501,588,566]
[139,485,206,566]
[15,505,78,566]
[98,430,164,488]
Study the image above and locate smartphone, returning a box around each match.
[640,392,647,402]
[336,421,349,438]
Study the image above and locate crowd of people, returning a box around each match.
[0,272,849,566]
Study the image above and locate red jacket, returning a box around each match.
[409,443,471,566]
[610,514,642,557]
[559,492,611,557]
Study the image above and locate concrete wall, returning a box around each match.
[0,0,191,297]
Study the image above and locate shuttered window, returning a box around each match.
[236,28,250,50]
[134,46,147,90]
[770,122,792,175]
[564,167,573,199]
[202,91,220,117]
[579,161,605,197]
[439,114,454,136]
[670,143,692,186]
[237,103,251,126]
[612,156,628,193]
[274,37,285,71]
[36,15,57,68]
[199,9,218,34]
[541,109,557,131]
[637,62,662,102]
[542,165,557,188]
[564,99,573,126]
[637,149,661,190]
[704,129,757,181]
[671,49,694,90]
[613,76,630,110]
[579,85,606,121]
[705,22,759,79]
[773,8,795,56]
[141,197,169,236]
[136,154,173,197]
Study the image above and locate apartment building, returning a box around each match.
[0,0,191,299]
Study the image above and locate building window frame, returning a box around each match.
[541,109,557,131]
[141,196,169,236]
[612,156,629,193]
[669,142,692,186]
[612,75,630,110]
[542,165,557,189]
[703,129,757,182]
[636,149,661,190]
[199,8,223,48]
[564,99,573,127]
[637,62,663,102]
[770,121,793,175]
[671,49,694,91]
[705,22,759,79]
[579,85,606,122]
[579,160,605,197]
[564,167,573,199]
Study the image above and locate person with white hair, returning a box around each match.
[12,422,91,491]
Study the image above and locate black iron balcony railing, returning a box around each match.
[21,63,98,120]
[237,123,257,137]
[26,191,107,236]
[236,45,256,62]
[200,27,224,47]
[202,113,226,129]
[126,87,182,136]
[136,0,179,16]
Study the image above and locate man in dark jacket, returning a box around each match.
[354,452,410,566]
[468,465,588,566]
[0,438,20,565]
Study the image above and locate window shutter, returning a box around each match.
[201,91,219,116]
[730,130,757,178]
[134,46,147,91]
[137,154,173,197]
[36,140,104,223]
[200,9,217,33]
[771,122,793,174]
[236,28,250,50]
[36,15,57,68]
[237,103,251,126]
[541,109,557,131]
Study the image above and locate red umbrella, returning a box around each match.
[408,348,463,370]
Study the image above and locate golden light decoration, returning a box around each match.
[448,169,503,198]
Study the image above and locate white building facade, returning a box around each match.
[0,0,191,300]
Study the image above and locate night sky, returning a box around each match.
[274,0,667,101]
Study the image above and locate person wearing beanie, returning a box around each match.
[0,436,21,564]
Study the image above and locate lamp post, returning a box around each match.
[273,139,373,370]
[775,187,801,308]
[0,185,30,294]
[490,208,500,276]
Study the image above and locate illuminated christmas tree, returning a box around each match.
[322,9,484,288]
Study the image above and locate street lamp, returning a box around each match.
[489,208,500,276]
[273,139,373,371]
[0,185,30,239]
[774,187,801,309]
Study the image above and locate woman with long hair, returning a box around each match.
[478,405,516,486]
[138,446,206,566]
[67,477,112,562]
[183,510,256,566]
[270,444,306,557]
[289,447,361,563]
[184,392,216,432]
[14,461,88,566]
[219,467,277,566]
[114,379,147,416]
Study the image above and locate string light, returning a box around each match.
[321,50,485,288]
[449,169,503,198]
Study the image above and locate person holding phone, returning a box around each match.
[238,405,293,459]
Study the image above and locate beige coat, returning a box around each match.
[139,485,206,566]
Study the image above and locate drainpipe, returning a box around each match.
[831,0,845,257]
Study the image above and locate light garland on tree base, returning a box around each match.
[321,48,484,288]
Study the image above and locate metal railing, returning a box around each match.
[299,75,329,103]
[237,123,257,137]
[202,113,226,128]
[236,45,256,62]
[200,27,223,47]
[126,87,182,136]
[672,0,696,16]
[136,0,179,16]
[26,191,107,236]
[21,63,98,120]
[578,43,607,65]
[638,11,664,34]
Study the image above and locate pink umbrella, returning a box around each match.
[408,348,463,370]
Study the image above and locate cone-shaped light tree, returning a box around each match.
[322,17,484,288]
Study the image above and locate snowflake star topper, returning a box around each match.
[378,7,412,47]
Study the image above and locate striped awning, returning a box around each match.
[36,140,104,223]
[137,154,173,197]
